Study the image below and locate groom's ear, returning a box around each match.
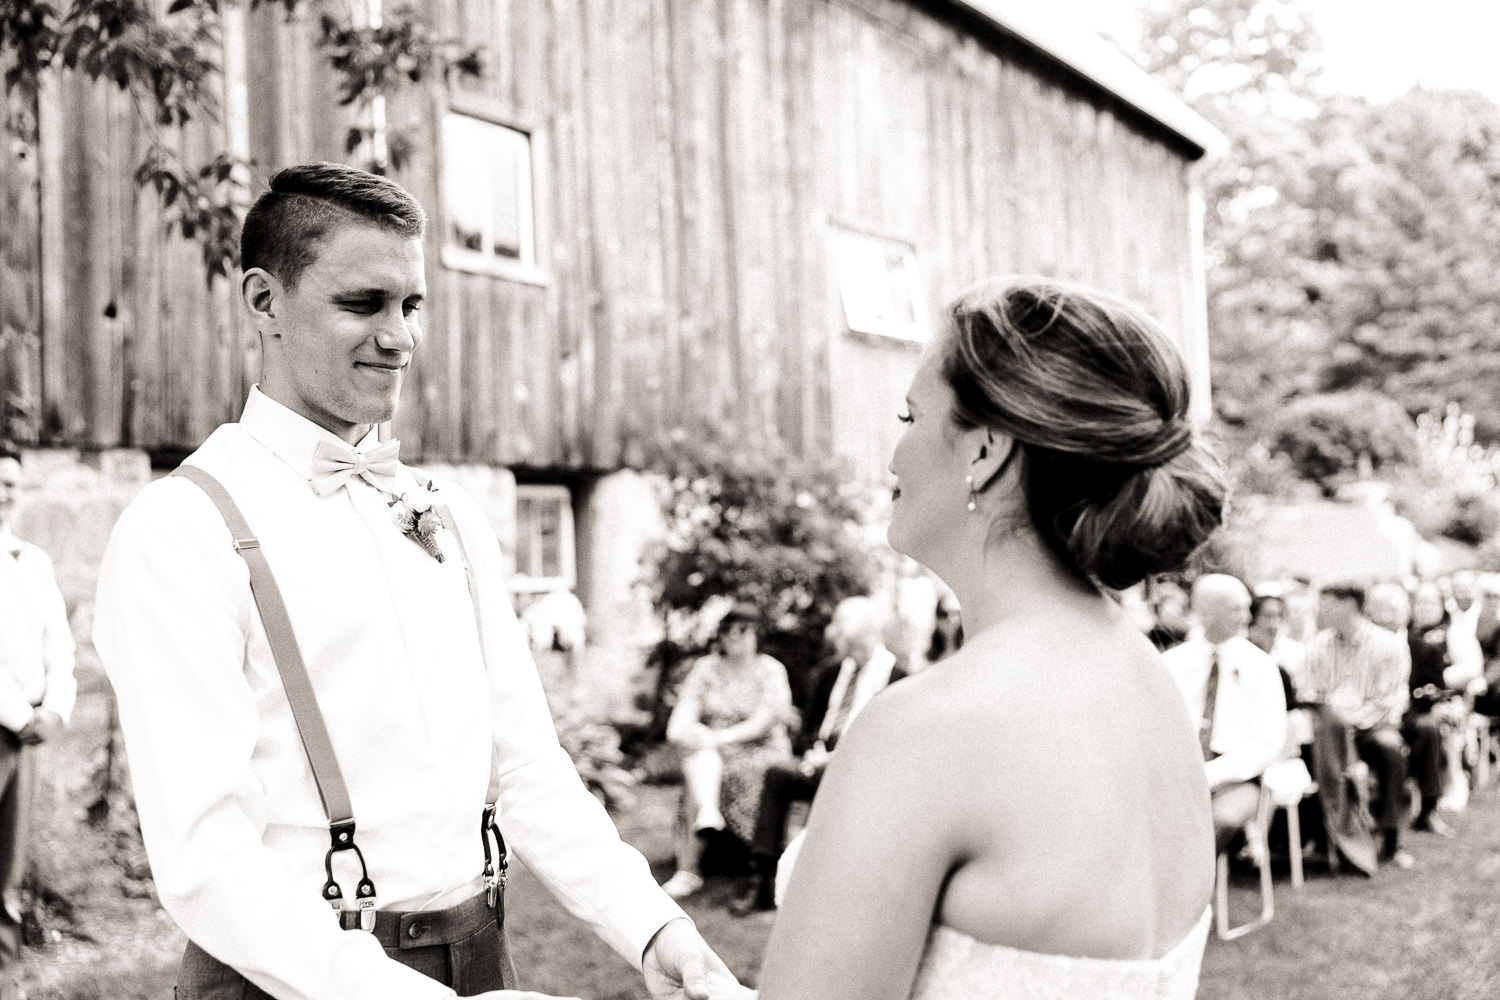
[968,428,1018,495]
[241,268,280,330]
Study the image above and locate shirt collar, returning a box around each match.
[238,386,386,483]
[0,526,20,558]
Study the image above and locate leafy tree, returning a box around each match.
[1301,90,1500,435]
[1130,0,1324,113]
[1120,0,1334,434]
[0,0,480,283]
[1123,0,1500,445]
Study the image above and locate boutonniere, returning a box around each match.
[390,482,446,562]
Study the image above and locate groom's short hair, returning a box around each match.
[240,162,426,291]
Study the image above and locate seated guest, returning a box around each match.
[1147,578,1191,651]
[660,604,793,899]
[731,596,903,914]
[1364,580,1412,637]
[1302,583,1414,868]
[1404,582,1458,838]
[1439,571,1485,688]
[1165,575,1288,853]
[1248,591,1306,706]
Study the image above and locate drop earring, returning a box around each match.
[965,474,977,512]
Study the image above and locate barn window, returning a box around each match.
[831,224,929,343]
[511,484,575,594]
[441,111,545,284]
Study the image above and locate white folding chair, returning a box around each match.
[1263,756,1316,891]
[1215,781,1275,941]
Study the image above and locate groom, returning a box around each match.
[94,162,738,1000]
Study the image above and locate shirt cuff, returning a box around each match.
[614,894,693,971]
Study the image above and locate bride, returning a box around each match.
[738,277,1225,1000]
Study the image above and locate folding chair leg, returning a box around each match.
[1215,818,1275,941]
[1286,804,1304,891]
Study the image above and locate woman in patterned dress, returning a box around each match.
[659,605,793,899]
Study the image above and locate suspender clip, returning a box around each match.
[324,820,379,931]
[480,803,509,908]
[356,895,378,932]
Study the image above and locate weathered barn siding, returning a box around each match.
[2,0,1210,484]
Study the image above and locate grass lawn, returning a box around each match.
[21,690,1500,1000]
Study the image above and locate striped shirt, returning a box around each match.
[1301,620,1410,729]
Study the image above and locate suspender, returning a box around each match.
[171,464,509,930]
[415,472,508,907]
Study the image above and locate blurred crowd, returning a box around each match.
[652,591,964,911]
[654,566,1500,915]
[1138,568,1497,872]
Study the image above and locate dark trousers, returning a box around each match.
[1354,724,1409,831]
[0,731,35,984]
[174,888,517,998]
[749,762,821,862]
[1402,711,1445,802]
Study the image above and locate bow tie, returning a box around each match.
[309,439,402,497]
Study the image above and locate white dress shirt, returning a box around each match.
[0,527,76,732]
[1164,633,1288,790]
[93,389,683,1000]
[817,645,897,744]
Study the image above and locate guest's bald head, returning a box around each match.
[1191,574,1252,645]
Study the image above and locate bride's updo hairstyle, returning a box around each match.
[940,277,1225,590]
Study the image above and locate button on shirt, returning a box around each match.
[0,528,76,732]
[93,388,683,1000]
[1164,634,1288,790]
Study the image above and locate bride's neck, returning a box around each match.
[944,529,1099,638]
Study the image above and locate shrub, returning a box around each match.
[1265,390,1418,494]
[641,432,879,726]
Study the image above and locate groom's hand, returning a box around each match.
[642,917,741,1000]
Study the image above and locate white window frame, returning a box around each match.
[510,484,576,594]
[438,102,549,286]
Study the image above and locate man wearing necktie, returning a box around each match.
[94,164,738,1000]
[1163,575,1288,853]
[0,445,76,1000]
[732,596,905,914]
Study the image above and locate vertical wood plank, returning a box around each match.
[1,79,43,445]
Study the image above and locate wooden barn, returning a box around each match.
[0,0,1221,696]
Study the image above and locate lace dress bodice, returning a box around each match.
[908,908,1210,1000]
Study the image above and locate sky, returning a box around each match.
[1061,0,1500,103]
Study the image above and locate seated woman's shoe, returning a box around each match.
[660,870,705,900]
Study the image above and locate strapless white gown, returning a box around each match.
[908,908,1211,1000]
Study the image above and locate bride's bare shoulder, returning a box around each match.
[845,636,1039,747]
